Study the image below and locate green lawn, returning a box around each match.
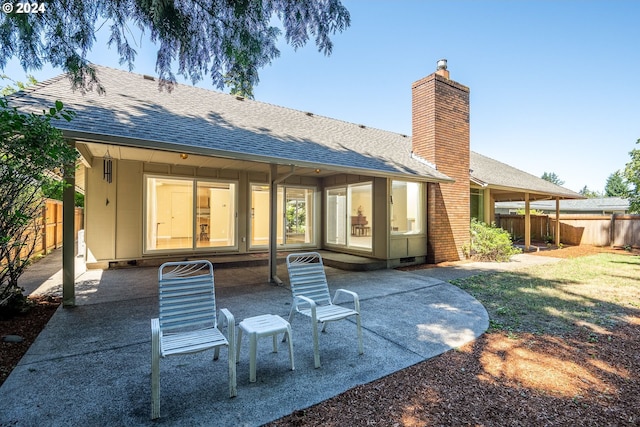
[451,253,640,335]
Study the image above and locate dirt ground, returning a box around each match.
[0,295,60,386]
[2,246,639,425]
[531,244,640,259]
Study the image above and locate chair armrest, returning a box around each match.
[219,308,235,339]
[293,294,317,310]
[294,295,318,322]
[332,289,360,313]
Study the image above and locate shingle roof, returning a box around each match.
[470,152,582,199]
[9,65,452,182]
[9,65,584,199]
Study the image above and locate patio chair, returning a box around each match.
[285,252,363,368]
[151,260,236,420]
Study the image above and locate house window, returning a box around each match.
[470,188,484,221]
[145,176,236,252]
[250,184,316,248]
[250,185,270,247]
[391,181,423,234]
[326,183,372,250]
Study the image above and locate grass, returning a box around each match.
[451,253,640,336]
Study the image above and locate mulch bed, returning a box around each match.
[0,296,61,386]
[267,319,640,426]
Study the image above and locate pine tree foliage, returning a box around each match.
[624,139,640,213]
[541,171,565,186]
[604,170,630,198]
[0,0,351,97]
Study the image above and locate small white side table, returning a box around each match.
[236,314,294,382]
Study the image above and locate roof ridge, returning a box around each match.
[4,72,68,101]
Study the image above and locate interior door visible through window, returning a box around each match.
[146,177,193,250]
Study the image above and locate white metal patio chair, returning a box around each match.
[285,252,363,368]
[151,260,236,420]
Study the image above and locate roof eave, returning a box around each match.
[63,129,455,184]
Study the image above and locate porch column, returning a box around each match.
[62,140,76,307]
[268,164,296,284]
[524,192,531,252]
[269,164,278,283]
[483,189,493,224]
[555,197,561,247]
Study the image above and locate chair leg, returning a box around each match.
[228,343,237,397]
[236,328,243,363]
[284,306,295,342]
[312,320,321,368]
[272,333,278,353]
[249,333,257,383]
[356,313,364,355]
[151,344,160,419]
[286,326,295,371]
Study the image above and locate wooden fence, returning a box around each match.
[16,199,84,262]
[495,214,640,248]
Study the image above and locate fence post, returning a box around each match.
[610,214,616,247]
[41,204,47,254]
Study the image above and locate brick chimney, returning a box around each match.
[412,59,470,263]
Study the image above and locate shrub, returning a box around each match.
[463,219,521,262]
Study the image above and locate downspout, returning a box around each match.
[269,164,296,285]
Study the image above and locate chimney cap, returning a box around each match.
[436,59,448,71]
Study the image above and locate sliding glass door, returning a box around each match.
[145,176,236,252]
[250,184,316,248]
[326,182,372,251]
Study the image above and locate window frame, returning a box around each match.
[325,181,373,252]
[390,180,425,236]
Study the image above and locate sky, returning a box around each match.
[2,0,639,194]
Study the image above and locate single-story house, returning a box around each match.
[495,197,630,215]
[10,61,581,305]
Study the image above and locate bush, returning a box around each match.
[463,219,521,262]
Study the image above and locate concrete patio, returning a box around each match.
[0,250,503,426]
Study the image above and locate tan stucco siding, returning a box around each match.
[116,160,143,259]
[85,157,117,263]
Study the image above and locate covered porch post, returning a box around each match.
[555,197,561,247]
[62,140,76,307]
[268,164,295,284]
[524,192,531,252]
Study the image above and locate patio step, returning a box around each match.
[100,250,386,272]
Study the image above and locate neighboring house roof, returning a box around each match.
[9,65,452,183]
[470,152,582,199]
[496,197,630,213]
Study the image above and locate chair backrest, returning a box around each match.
[286,252,332,306]
[158,260,217,333]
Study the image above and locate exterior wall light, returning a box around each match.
[180,153,188,160]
